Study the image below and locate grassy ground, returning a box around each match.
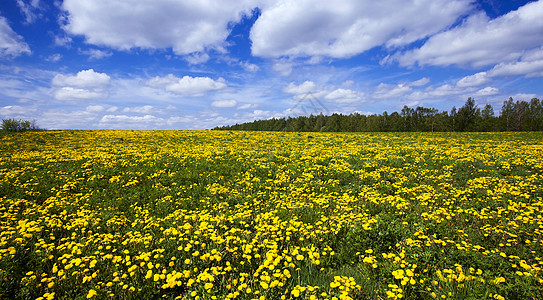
[0,130,542,299]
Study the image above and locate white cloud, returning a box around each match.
[46,53,62,62]
[408,84,468,100]
[238,103,259,110]
[273,60,294,76]
[52,69,110,88]
[98,114,165,129]
[52,69,110,101]
[54,35,72,47]
[61,0,255,56]
[250,0,472,58]
[53,87,108,101]
[122,105,157,114]
[80,48,113,60]
[475,86,499,96]
[488,47,543,78]
[184,52,210,65]
[86,105,106,112]
[306,56,322,65]
[373,83,411,99]
[372,78,429,99]
[146,74,226,96]
[211,100,237,108]
[16,0,42,23]
[409,77,430,87]
[0,16,31,58]
[240,61,259,72]
[39,109,99,130]
[342,80,354,88]
[0,105,37,119]
[456,72,491,87]
[511,93,539,101]
[324,88,365,103]
[397,1,543,67]
[283,81,316,94]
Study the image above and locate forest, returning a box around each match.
[213,97,543,132]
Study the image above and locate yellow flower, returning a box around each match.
[494,277,506,284]
[205,282,214,290]
[86,289,97,298]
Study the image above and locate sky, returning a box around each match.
[1,0,543,130]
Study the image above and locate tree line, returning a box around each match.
[213,97,543,132]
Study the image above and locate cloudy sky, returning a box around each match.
[1,0,542,129]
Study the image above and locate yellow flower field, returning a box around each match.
[1,131,542,299]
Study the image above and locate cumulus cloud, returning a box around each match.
[146,74,226,96]
[397,1,543,67]
[39,109,99,130]
[487,47,543,78]
[250,0,472,58]
[454,47,543,93]
[61,0,255,56]
[53,87,107,101]
[122,105,158,114]
[283,81,317,94]
[240,61,259,72]
[475,86,499,96]
[372,78,429,99]
[409,77,430,87]
[324,88,365,103]
[80,48,113,60]
[373,83,412,99]
[408,84,467,100]
[510,93,539,101]
[46,53,62,62]
[184,52,210,65]
[51,69,110,101]
[456,72,491,87]
[238,103,259,110]
[52,69,110,88]
[211,100,237,108]
[85,105,103,112]
[284,81,364,104]
[342,80,354,88]
[16,0,42,24]
[0,105,37,119]
[98,114,165,129]
[0,16,31,58]
[273,60,294,76]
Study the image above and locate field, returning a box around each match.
[1,130,542,300]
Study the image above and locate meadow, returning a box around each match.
[0,130,542,300]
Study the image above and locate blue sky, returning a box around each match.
[1,0,542,130]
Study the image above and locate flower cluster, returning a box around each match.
[0,131,542,299]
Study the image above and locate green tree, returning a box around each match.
[456,98,480,131]
[500,97,514,131]
[477,104,497,131]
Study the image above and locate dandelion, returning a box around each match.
[86,289,97,298]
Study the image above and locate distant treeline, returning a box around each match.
[213,97,543,132]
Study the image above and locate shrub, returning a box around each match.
[1,119,41,132]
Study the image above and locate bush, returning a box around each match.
[1,119,42,132]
